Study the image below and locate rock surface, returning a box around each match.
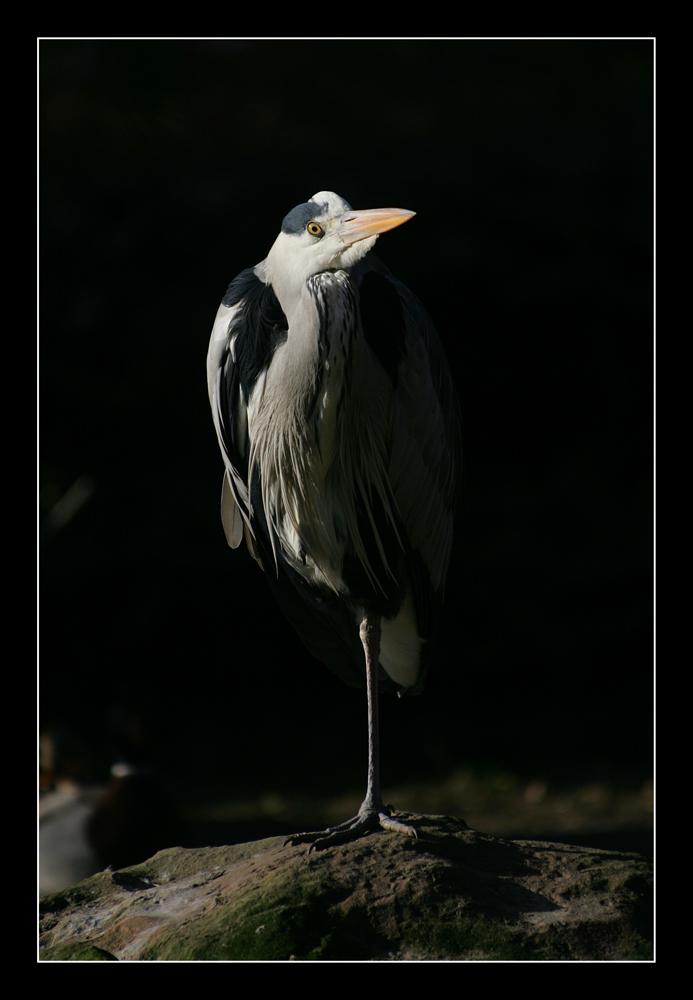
[38,814,653,961]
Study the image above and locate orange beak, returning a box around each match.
[336,207,416,246]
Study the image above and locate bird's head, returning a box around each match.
[263,191,415,303]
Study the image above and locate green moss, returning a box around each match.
[399,912,532,960]
[137,867,376,961]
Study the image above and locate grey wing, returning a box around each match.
[387,279,462,599]
[207,301,251,551]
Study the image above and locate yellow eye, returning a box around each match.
[306,222,323,237]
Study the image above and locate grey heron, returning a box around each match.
[207,191,461,851]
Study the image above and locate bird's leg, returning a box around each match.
[360,610,384,815]
[285,610,417,853]
[359,612,417,837]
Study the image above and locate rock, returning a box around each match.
[38,814,652,961]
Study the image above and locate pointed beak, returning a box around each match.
[336,207,416,246]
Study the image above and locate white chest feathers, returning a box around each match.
[245,271,397,596]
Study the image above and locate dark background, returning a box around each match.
[40,40,653,835]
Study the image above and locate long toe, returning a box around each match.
[378,812,417,839]
[284,814,361,848]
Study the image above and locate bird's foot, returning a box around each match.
[284,803,417,853]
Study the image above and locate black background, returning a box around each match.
[40,40,653,819]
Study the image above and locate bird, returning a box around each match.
[207,191,461,851]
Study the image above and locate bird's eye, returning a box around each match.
[306,222,323,237]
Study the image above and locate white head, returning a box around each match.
[263,191,415,308]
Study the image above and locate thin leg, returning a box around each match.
[285,610,417,853]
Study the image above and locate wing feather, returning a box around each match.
[360,260,461,599]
